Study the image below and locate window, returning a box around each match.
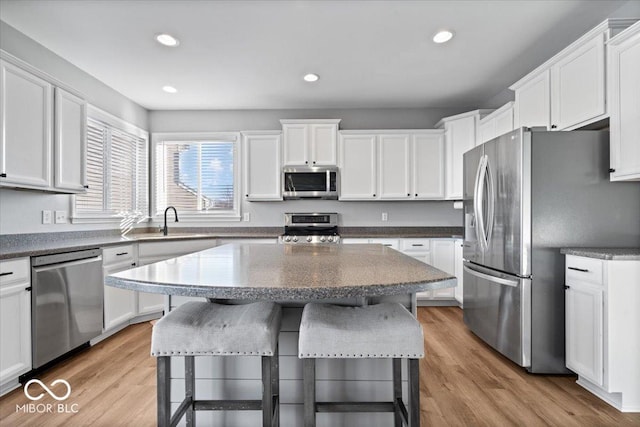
[152,133,241,220]
[74,108,149,222]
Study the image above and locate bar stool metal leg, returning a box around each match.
[271,346,280,427]
[157,356,171,427]
[409,359,420,427]
[185,356,195,427]
[393,358,403,427]
[303,358,316,427]
[262,355,273,427]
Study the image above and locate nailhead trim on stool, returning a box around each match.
[152,301,281,427]
[298,302,423,427]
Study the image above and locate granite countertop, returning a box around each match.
[106,243,457,300]
[0,227,463,260]
[560,248,640,260]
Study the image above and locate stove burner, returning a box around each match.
[280,212,341,244]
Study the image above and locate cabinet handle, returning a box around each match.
[305,161,309,164]
[407,193,410,196]
[568,267,588,272]
[0,271,13,277]
[312,161,316,165]
[0,173,6,178]
[383,244,392,247]
[551,125,557,129]
[84,185,89,189]
[131,263,136,267]
[609,168,616,173]
[116,252,129,256]
[412,244,424,247]
[246,194,249,197]
[564,285,570,289]
[25,286,32,291]
[373,194,376,197]
[415,194,418,197]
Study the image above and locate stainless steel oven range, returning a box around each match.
[278,212,340,244]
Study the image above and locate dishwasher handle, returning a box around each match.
[32,255,103,273]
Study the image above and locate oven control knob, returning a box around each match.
[306,236,313,242]
[320,236,326,242]
[292,236,298,242]
[284,236,291,242]
[327,236,333,242]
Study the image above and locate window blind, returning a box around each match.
[154,141,236,215]
[75,118,148,217]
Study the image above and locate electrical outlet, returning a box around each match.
[381,212,388,222]
[55,210,67,224]
[42,210,52,224]
[243,212,250,222]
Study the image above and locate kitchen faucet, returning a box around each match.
[162,206,179,236]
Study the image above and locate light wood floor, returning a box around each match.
[1,307,639,426]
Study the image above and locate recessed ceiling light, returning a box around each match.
[433,30,454,44]
[162,86,177,93]
[155,33,180,47]
[303,73,319,82]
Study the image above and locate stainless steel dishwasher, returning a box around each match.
[31,248,103,369]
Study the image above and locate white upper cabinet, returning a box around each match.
[242,131,282,200]
[54,88,87,192]
[339,132,377,200]
[378,134,411,199]
[412,132,445,199]
[340,130,445,201]
[0,54,87,193]
[608,21,640,182]
[0,59,53,190]
[281,119,340,166]
[437,110,491,200]
[511,19,637,131]
[479,102,515,144]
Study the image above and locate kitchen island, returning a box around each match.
[106,243,456,427]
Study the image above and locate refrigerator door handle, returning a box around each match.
[485,158,495,246]
[474,155,486,248]
[476,155,489,250]
[463,264,519,287]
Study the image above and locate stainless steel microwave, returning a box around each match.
[283,166,339,200]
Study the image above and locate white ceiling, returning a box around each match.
[0,0,630,110]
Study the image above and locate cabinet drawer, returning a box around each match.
[0,258,30,286]
[566,255,603,286]
[368,239,400,250]
[103,245,136,266]
[401,239,431,252]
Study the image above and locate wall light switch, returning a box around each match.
[55,210,67,224]
[243,212,250,222]
[381,212,388,222]
[42,210,52,224]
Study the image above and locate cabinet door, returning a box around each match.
[378,134,411,199]
[310,123,337,166]
[431,240,456,298]
[243,132,282,200]
[454,239,464,304]
[282,124,308,165]
[478,119,495,145]
[339,134,377,200]
[103,262,137,331]
[551,33,605,130]
[514,70,551,129]
[493,107,514,139]
[54,88,87,192]
[406,252,433,300]
[566,283,604,386]
[609,26,640,181]
[0,283,31,384]
[445,117,476,200]
[0,60,53,189]
[413,133,445,199]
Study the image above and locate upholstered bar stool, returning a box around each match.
[298,302,424,427]
[151,301,282,427]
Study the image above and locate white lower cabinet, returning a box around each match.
[564,254,640,412]
[102,245,137,331]
[0,258,31,395]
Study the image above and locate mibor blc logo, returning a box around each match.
[16,379,79,414]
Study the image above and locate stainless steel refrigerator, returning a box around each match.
[462,128,640,374]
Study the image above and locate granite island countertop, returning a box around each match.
[106,243,457,300]
[0,227,463,260]
[560,248,640,260]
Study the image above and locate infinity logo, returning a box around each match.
[24,379,71,401]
